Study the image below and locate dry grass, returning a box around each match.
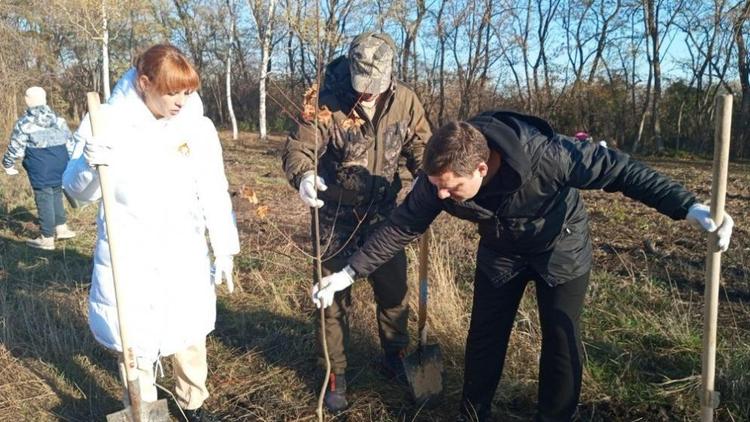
[0,131,748,421]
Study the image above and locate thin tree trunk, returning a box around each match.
[214,76,224,123]
[677,101,684,151]
[436,0,447,126]
[250,0,278,142]
[226,0,238,140]
[259,49,269,141]
[400,0,426,84]
[635,110,648,153]
[101,3,110,101]
[733,0,750,157]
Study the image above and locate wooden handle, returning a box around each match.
[417,230,430,345]
[87,92,144,419]
[700,94,732,421]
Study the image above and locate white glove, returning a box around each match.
[686,203,734,252]
[598,140,608,148]
[4,166,19,176]
[212,255,235,293]
[83,135,113,167]
[311,266,355,308]
[299,172,327,208]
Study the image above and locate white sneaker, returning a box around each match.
[55,224,76,240]
[26,235,55,250]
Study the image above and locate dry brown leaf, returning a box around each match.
[340,115,364,130]
[256,205,269,219]
[301,84,332,124]
[240,184,259,204]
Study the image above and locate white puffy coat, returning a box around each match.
[63,69,240,361]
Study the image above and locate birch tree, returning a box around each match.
[52,0,126,100]
[226,0,238,140]
[249,0,278,142]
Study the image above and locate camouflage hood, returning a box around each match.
[24,105,59,129]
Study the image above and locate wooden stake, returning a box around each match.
[700,94,732,421]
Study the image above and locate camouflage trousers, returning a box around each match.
[312,205,409,374]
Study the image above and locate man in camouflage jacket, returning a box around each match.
[282,32,431,412]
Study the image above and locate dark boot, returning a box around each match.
[457,400,492,422]
[382,349,407,384]
[324,372,348,413]
[183,406,220,422]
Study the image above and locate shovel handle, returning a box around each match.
[417,231,430,345]
[700,94,732,421]
[87,93,143,420]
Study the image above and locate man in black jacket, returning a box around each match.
[311,110,734,421]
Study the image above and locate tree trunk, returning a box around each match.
[250,0,278,142]
[733,1,750,157]
[400,0,426,84]
[226,0,238,140]
[677,101,684,151]
[259,46,269,141]
[436,0,447,126]
[101,3,110,101]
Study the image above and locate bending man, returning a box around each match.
[312,110,734,421]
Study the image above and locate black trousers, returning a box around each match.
[461,267,590,422]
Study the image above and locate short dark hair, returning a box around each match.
[423,121,489,176]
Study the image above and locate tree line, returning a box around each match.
[1,0,749,157]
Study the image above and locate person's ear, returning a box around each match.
[477,162,489,177]
[137,75,151,93]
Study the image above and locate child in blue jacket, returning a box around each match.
[2,86,76,250]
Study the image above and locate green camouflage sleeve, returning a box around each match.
[282,118,333,189]
[401,91,431,176]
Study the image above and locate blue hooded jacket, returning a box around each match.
[2,105,73,188]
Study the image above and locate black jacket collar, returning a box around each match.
[468,110,554,194]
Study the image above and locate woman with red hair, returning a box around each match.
[64,44,238,422]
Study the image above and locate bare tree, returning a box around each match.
[249,0,278,141]
[642,0,685,151]
[449,0,500,118]
[51,0,130,100]
[588,0,622,83]
[172,0,208,71]
[559,0,622,130]
[226,0,238,140]
[732,0,750,156]
[397,0,427,84]
[435,0,449,125]
[532,0,562,112]
[320,0,356,63]
[630,5,653,154]
[672,0,735,151]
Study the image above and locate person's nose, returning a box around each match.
[175,93,187,108]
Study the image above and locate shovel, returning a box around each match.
[403,231,444,407]
[86,93,170,422]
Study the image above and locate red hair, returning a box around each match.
[134,44,200,94]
